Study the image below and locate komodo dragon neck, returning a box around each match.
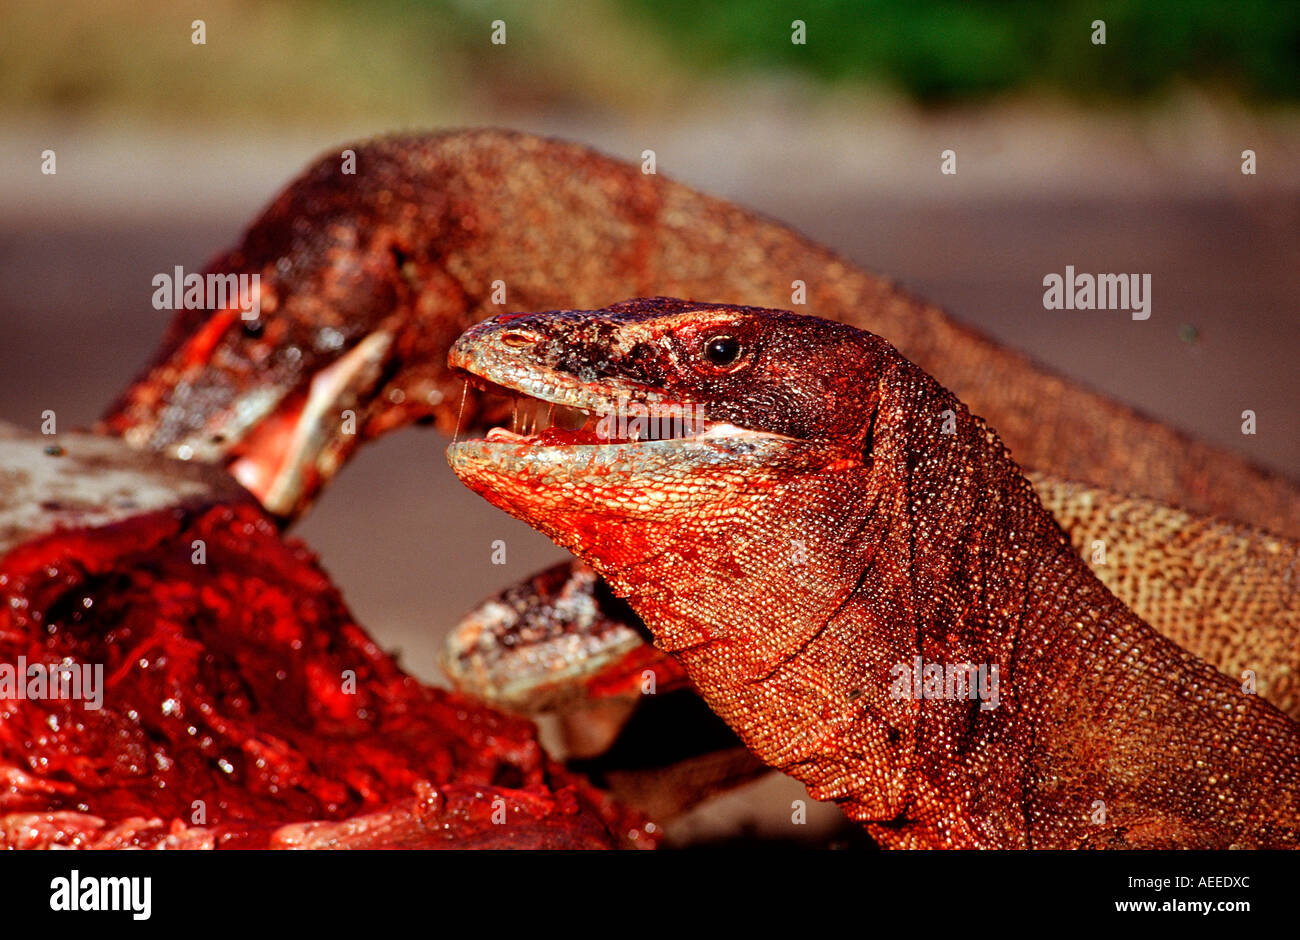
[446,298,1300,849]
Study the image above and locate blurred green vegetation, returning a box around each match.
[617,0,1300,102]
[0,0,1294,127]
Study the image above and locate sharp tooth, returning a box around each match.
[487,427,530,444]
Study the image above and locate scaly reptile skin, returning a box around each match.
[449,475,1300,721]
[1030,473,1299,717]
[446,299,1300,849]
[102,130,1300,540]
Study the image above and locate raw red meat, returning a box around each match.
[0,432,652,849]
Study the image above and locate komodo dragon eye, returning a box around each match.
[702,334,743,368]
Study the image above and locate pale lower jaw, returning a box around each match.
[445,436,829,510]
[450,433,795,468]
[228,330,394,518]
[482,422,788,446]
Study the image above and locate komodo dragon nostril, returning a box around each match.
[501,330,541,347]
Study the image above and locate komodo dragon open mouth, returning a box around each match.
[451,372,789,450]
[445,322,802,475]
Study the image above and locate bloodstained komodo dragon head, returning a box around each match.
[444,297,1055,827]
[444,297,1300,849]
